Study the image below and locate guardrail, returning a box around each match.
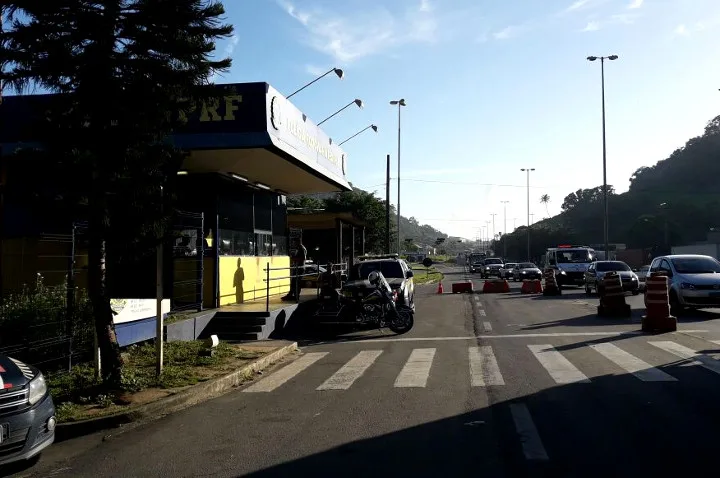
[262,262,348,313]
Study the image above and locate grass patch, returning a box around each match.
[47,341,266,423]
[411,266,444,284]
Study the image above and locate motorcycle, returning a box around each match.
[314,270,414,334]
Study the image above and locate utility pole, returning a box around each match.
[490,213,497,241]
[501,201,509,259]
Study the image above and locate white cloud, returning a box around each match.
[564,0,590,13]
[277,0,440,63]
[224,34,239,56]
[582,21,600,31]
[304,64,328,76]
[492,24,527,40]
[673,24,689,36]
[627,0,643,9]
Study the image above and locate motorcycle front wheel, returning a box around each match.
[388,306,414,334]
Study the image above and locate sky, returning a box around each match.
[6,0,720,240]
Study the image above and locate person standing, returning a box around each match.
[283,239,307,301]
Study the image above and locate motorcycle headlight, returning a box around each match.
[521,271,526,274]
[680,282,695,290]
[28,373,48,406]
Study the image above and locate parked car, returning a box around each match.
[0,355,56,466]
[480,258,504,279]
[512,262,542,281]
[635,264,650,291]
[647,254,720,314]
[499,263,518,279]
[584,260,639,295]
[352,254,415,310]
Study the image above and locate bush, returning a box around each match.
[0,275,94,371]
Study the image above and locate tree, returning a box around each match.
[325,189,396,254]
[540,194,551,218]
[1,0,233,385]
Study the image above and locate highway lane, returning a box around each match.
[9,265,720,477]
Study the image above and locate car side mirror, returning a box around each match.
[632,268,638,272]
[406,270,414,279]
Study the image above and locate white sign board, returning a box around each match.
[111,298,171,325]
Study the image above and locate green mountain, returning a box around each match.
[497,114,720,260]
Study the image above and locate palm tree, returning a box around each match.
[540,194,551,218]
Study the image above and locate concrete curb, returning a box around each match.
[55,342,298,442]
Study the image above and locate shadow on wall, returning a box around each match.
[234,257,245,304]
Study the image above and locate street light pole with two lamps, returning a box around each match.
[587,54,619,259]
[520,168,535,261]
[390,99,407,254]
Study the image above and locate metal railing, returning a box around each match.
[262,262,348,313]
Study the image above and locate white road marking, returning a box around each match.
[327,330,709,344]
[711,340,720,346]
[649,341,720,375]
[394,348,436,388]
[474,297,482,307]
[243,352,328,392]
[589,343,677,382]
[482,321,492,332]
[479,309,487,317]
[469,346,505,386]
[528,344,590,384]
[509,403,549,461]
[317,350,383,390]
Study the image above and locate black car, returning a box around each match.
[349,255,415,310]
[468,253,487,274]
[0,355,56,466]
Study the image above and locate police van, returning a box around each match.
[544,245,596,287]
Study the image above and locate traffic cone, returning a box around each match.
[437,282,444,294]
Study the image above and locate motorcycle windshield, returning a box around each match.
[373,271,393,293]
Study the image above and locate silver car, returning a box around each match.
[648,254,720,314]
[584,260,640,295]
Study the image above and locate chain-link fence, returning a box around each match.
[0,223,94,372]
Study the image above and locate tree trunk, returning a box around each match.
[87,205,123,387]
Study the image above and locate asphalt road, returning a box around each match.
[9,264,720,477]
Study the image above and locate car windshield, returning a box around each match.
[357,261,405,279]
[670,257,720,274]
[505,263,518,269]
[469,255,485,262]
[556,249,593,263]
[485,258,502,265]
[519,263,536,269]
[596,261,630,272]
[639,265,650,272]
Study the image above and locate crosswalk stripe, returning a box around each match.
[243,352,329,392]
[483,321,492,332]
[394,348,436,388]
[510,403,549,461]
[469,346,505,386]
[649,341,720,375]
[589,343,677,382]
[317,350,383,390]
[528,344,590,384]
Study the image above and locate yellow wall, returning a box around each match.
[218,255,290,306]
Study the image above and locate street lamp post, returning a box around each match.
[587,54,619,259]
[485,220,491,251]
[287,67,344,99]
[318,99,363,126]
[501,201,509,259]
[490,213,497,240]
[339,124,378,146]
[390,99,407,254]
[520,168,535,261]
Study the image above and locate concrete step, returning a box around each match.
[216,332,261,341]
